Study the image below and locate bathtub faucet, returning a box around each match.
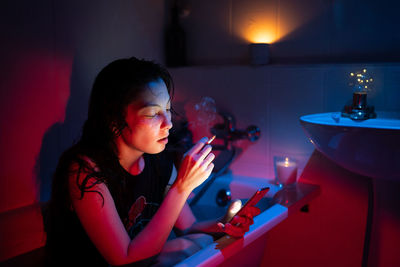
[211,112,260,146]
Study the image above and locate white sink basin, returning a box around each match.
[300,112,400,180]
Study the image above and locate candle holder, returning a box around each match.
[274,156,298,187]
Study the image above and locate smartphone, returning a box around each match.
[229,187,270,223]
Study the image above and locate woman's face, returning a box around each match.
[118,78,173,155]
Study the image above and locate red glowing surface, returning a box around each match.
[0,50,71,213]
[0,48,72,261]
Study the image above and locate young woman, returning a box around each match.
[45,57,259,267]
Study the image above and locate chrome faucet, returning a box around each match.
[210,112,260,149]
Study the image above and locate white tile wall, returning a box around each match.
[383,66,400,111]
[268,66,324,177]
[170,63,400,179]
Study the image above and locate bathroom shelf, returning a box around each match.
[271,182,321,215]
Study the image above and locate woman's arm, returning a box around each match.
[70,177,191,265]
[70,137,214,266]
[175,200,261,238]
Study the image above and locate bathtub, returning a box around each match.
[177,173,289,267]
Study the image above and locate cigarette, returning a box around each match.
[206,135,216,145]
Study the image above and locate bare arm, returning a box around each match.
[69,137,215,266]
[175,200,261,238]
[70,178,191,265]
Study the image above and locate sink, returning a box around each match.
[300,112,400,180]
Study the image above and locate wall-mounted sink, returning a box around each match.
[300,112,400,180]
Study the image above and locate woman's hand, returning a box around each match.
[173,137,215,193]
[218,200,261,238]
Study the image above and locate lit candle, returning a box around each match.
[276,157,297,186]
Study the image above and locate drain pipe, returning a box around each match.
[362,177,374,267]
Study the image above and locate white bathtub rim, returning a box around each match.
[191,174,280,206]
[175,204,288,267]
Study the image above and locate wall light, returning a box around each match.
[249,43,270,65]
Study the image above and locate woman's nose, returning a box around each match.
[162,112,173,130]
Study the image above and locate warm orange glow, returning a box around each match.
[233,2,278,44]
[235,1,330,45]
[247,28,276,43]
[238,15,299,44]
[241,21,277,43]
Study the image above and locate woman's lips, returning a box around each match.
[158,137,168,144]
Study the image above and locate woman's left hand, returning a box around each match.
[217,200,261,238]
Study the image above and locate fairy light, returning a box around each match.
[349,68,373,93]
[344,68,377,120]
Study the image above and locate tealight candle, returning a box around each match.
[275,157,297,186]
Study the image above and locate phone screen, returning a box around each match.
[229,187,270,222]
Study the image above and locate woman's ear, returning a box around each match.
[110,122,118,135]
[111,121,128,136]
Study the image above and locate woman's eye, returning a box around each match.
[144,109,171,118]
[145,114,157,118]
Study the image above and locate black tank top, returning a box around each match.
[116,152,173,239]
[46,151,173,267]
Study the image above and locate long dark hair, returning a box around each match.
[48,57,173,221]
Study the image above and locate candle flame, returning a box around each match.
[284,157,289,167]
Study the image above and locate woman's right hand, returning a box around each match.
[173,137,215,193]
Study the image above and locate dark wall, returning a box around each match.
[173,0,400,65]
[0,0,165,212]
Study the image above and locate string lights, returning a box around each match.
[349,68,373,92]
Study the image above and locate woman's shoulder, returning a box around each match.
[66,154,100,181]
[67,154,107,200]
[77,155,100,172]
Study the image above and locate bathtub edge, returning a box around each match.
[175,204,288,267]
